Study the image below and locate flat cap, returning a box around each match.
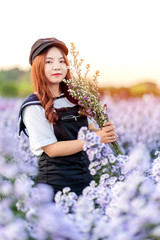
[29,37,68,65]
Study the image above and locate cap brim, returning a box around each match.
[29,42,68,65]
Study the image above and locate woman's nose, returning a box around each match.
[53,63,60,70]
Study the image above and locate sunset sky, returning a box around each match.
[0,0,160,87]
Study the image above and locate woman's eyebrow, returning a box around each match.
[46,57,65,60]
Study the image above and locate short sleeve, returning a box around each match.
[87,117,94,125]
[23,105,57,156]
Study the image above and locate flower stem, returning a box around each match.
[99,120,123,156]
[109,141,123,156]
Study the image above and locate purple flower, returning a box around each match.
[86,132,93,140]
[96,153,101,159]
[119,175,125,181]
[101,158,108,166]
[102,148,108,157]
[108,154,116,164]
[83,96,88,100]
[90,169,96,175]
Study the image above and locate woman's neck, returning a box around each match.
[49,84,62,98]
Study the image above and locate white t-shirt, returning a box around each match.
[23,94,93,156]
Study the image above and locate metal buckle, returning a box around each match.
[61,115,81,121]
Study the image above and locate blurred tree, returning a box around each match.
[130,82,160,97]
[0,81,18,97]
[0,68,160,98]
[18,80,33,97]
[0,68,32,97]
[0,68,30,82]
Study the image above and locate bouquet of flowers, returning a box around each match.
[63,43,123,156]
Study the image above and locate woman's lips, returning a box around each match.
[52,73,62,76]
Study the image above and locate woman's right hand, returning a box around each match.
[96,121,118,144]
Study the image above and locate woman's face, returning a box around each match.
[45,47,67,84]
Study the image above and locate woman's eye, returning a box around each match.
[60,60,65,63]
[46,61,52,64]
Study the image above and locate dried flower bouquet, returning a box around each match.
[63,43,123,156]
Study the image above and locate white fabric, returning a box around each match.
[23,95,93,156]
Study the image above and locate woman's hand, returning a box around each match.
[96,121,118,144]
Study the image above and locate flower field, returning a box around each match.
[0,94,160,240]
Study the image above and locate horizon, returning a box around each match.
[0,65,159,89]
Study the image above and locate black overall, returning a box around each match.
[19,94,93,196]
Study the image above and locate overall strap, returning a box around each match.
[18,93,41,137]
[18,93,66,137]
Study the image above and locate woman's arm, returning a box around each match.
[41,122,96,157]
[41,139,84,157]
[42,121,118,157]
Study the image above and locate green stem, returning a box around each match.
[109,141,123,156]
[99,119,123,156]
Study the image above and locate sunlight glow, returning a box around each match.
[0,0,160,87]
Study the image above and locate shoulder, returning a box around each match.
[23,104,45,119]
[18,93,42,136]
[19,93,41,116]
[54,96,76,108]
[21,93,41,108]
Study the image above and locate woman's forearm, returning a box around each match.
[41,139,84,157]
[42,122,96,158]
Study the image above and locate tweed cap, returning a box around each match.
[29,37,68,65]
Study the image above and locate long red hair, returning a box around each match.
[31,47,78,124]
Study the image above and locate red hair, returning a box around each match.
[31,48,78,124]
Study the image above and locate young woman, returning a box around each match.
[19,37,117,197]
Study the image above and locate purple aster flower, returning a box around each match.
[90,169,96,175]
[102,148,109,157]
[96,152,101,159]
[86,132,93,140]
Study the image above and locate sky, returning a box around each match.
[0,0,160,87]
